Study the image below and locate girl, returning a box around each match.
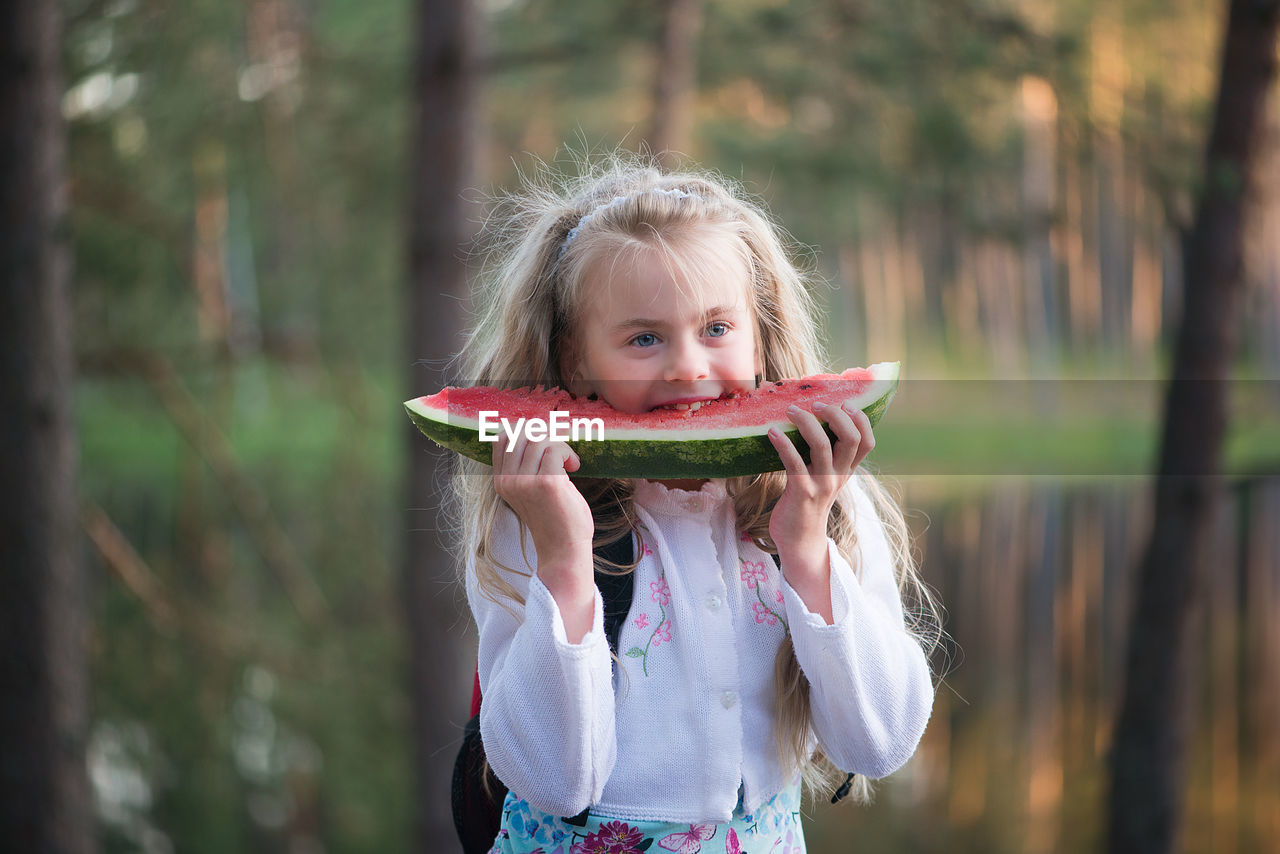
[452,156,940,854]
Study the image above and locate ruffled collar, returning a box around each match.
[630,478,729,518]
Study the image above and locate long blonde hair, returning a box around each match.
[450,152,941,803]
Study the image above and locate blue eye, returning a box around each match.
[631,332,658,348]
[706,322,730,338]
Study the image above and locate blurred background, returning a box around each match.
[52,0,1280,851]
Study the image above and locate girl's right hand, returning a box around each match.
[492,432,597,641]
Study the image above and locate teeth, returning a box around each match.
[659,400,707,412]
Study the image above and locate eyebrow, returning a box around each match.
[610,305,740,335]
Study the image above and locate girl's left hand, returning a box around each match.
[766,398,875,579]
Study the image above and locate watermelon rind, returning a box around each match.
[404,362,899,479]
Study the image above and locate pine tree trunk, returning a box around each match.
[648,0,703,162]
[0,0,93,851]
[1106,1,1279,852]
[404,0,480,851]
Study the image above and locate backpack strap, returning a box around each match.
[593,531,636,654]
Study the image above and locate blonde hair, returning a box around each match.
[451,152,941,803]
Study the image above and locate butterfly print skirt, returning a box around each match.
[488,783,805,854]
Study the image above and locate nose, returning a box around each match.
[664,336,709,383]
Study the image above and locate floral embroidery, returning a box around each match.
[624,524,673,677]
[740,556,788,633]
[724,828,742,854]
[739,560,768,590]
[651,620,671,646]
[752,602,778,626]
[650,577,671,606]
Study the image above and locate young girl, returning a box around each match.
[453,156,940,854]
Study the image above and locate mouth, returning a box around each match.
[651,393,732,413]
[655,400,711,412]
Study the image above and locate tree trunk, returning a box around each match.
[648,0,704,163]
[1106,2,1279,852]
[0,0,93,852]
[404,0,480,852]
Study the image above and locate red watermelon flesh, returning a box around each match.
[404,362,899,478]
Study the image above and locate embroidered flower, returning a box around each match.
[627,565,673,677]
[651,620,672,646]
[775,589,784,604]
[641,541,653,557]
[753,601,779,626]
[739,560,768,590]
[739,530,753,543]
[650,577,671,606]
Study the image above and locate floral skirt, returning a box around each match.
[488,785,805,854]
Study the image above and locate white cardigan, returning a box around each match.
[466,477,933,823]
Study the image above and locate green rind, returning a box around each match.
[404,375,898,479]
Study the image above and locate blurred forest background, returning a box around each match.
[27,0,1280,851]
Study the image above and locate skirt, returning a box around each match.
[488,784,805,854]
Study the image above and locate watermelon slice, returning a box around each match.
[404,361,900,479]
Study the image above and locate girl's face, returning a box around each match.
[565,234,762,415]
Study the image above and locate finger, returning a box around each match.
[817,401,861,473]
[504,431,533,475]
[539,443,578,476]
[493,431,519,476]
[844,405,875,468]
[516,437,550,476]
[789,404,834,473]
[768,424,810,479]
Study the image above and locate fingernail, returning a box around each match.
[813,402,828,410]
[787,404,801,414]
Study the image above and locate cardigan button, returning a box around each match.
[705,594,722,612]
[721,691,738,709]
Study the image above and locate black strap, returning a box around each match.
[593,532,636,655]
